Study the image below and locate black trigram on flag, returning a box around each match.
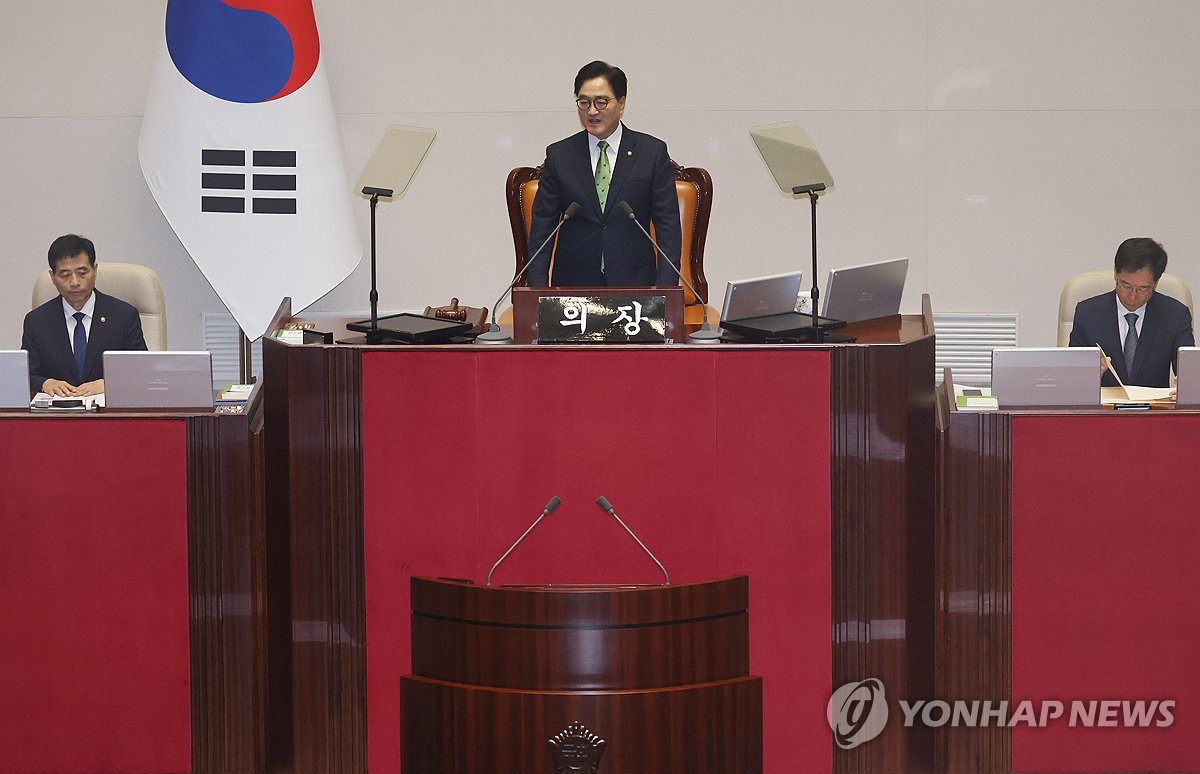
[201,149,297,214]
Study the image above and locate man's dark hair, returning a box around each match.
[1114,237,1167,280]
[47,233,97,270]
[574,61,627,100]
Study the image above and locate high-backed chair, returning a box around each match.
[1058,270,1194,346]
[505,161,716,325]
[33,262,168,350]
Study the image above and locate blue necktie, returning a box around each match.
[73,311,87,380]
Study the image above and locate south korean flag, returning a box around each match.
[139,0,361,339]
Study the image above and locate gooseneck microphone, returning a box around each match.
[595,496,670,585]
[475,202,581,344]
[487,496,563,585]
[616,201,722,345]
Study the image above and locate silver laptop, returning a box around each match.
[103,351,214,409]
[0,350,31,408]
[721,272,803,321]
[1176,347,1200,407]
[991,347,1099,408]
[822,258,909,323]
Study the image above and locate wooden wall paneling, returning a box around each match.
[934,411,1012,774]
[264,339,367,773]
[831,328,937,774]
[186,412,269,771]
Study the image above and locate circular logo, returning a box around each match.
[166,0,320,103]
[827,678,888,749]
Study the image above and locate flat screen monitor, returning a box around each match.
[0,350,30,408]
[103,351,214,409]
[822,258,909,323]
[991,347,1099,408]
[346,312,471,343]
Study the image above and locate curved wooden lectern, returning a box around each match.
[401,575,763,773]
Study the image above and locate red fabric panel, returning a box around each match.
[1011,414,1200,772]
[362,348,833,774]
[0,418,192,774]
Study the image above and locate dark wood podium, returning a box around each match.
[401,576,763,773]
[263,302,937,773]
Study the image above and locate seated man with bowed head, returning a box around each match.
[526,60,682,288]
[1068,237,1195,388]
[22,234,147,397]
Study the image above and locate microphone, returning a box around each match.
[487,496,563,585]
[475,202,581,344]
[595,496,670,585]
[616,201,722,345]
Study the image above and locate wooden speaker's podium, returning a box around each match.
[401,575,763,772]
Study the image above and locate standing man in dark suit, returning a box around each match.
[22,234,147,397]
[1069,237,1194,387]
[526,60,682,288]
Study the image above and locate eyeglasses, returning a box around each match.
[1116,279,1156,297]
[575,96,613,111]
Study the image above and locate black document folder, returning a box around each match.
[719,311,847,342]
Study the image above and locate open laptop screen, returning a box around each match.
[822,258,908,323]
[103,351,214,409]
[1176,347,1200,407]
[720,272,803,321]
[991,347,1099,408]
[0,350,30,408]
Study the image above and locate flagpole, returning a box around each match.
[239,329,254,384]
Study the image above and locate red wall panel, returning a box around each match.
[0,418,192,774]
[362,348,833,774]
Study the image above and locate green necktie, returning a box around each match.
[595,140,611,211]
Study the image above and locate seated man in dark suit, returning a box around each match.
[526,60,682,288]
[1068,237,1195,387]
[22,234,147,397]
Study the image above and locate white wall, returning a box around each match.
[3,0,1199,350]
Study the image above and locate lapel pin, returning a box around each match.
[100,317,107,323]
[626,150,633,156]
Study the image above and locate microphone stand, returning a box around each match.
[487,496,562,585]
[362,185,393,344]
[595,496,670,585]
[616,202,721,345]
[475,202,579,345]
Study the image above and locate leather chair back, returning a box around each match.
[34,262,168,350]
[1058,270,1193,346]
[506,162,712,310]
